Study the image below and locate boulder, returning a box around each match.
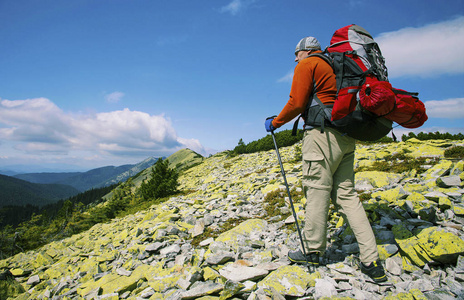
[258,265,319,297]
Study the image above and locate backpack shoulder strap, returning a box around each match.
[305,52,334,69]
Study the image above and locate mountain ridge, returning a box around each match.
[13,157,160,192]
[0,174,80,207]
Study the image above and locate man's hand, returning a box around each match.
[265,116,276,132]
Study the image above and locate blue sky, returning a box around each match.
[0,0,463,172]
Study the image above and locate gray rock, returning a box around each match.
[219,264,269,282]
[386,256,402,276]
[160,244,181,256]
[341,243,359,254]
[116,267,132,276]
[437,175,462,188]
[192,219,205,237]
[425,191,448,202]
[180,281,223,299]
[409,278,436,292]
[205,251,235,265]
[455,255,464,274]
[140,287,155,298]
[314,278,338,299]
[145,242,164,253]
[446,191,463,201]
[199,237,214,247]
[26,274,40,286]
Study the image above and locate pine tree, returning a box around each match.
[141,158,179,200]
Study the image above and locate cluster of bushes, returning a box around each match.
[445,146,464,159]
[0,158,179,259]
[233,130,304,155]
[401,131,464,141]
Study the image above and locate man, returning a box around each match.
[265,36,387,283]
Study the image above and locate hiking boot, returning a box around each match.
[361,260,387,283]
[288,249,320,266]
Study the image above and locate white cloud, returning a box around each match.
[0,97,207,162]
[105,91,125,103]
[220,0,256,15]
[376,16,464,78]
[277,70,294,83]
[424,98,464,119]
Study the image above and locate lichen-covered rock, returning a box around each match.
[258,265,319,297]
[424,160,453,180]
[77,270,143,297]
[215,219,267,250]
[355,171,402,188]
[181,281,224,299]
[219,280,245,300]
[416,226,464,264]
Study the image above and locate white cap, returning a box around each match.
[295,37,321,54]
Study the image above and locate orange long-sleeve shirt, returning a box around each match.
[272,51,337,128]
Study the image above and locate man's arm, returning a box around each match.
[272,60,314,128]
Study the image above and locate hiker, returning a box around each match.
[264,36,387,283]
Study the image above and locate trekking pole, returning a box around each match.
[270,130,313,273]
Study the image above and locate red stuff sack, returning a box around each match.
[331,86,359,121]
[386,89,428,128]
[359,79,396,117]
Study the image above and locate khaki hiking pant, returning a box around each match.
[301,127,379,264]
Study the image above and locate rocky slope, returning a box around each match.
[1,138,464,299]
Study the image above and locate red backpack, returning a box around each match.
[301,25,427,141]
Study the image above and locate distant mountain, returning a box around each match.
[13,158,159,192]
[14,172,82,184]
[95,157,159,188]
[0,170,19,176]
[0,174,80,208]
[59,165,135,192]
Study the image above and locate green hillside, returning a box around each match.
[0,174,79,207]
[130,148,203,190]
[167,148,204,170]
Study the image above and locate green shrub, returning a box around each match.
[444,145,464,159]
[263,188,304,221]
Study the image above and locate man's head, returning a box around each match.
[295,36,321,62]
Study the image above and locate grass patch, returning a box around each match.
[355,153,439,174]
[444,145,464,159]
[357,191,372,202]
[263,188,304,232]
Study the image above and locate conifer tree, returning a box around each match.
[141,158,178,200]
